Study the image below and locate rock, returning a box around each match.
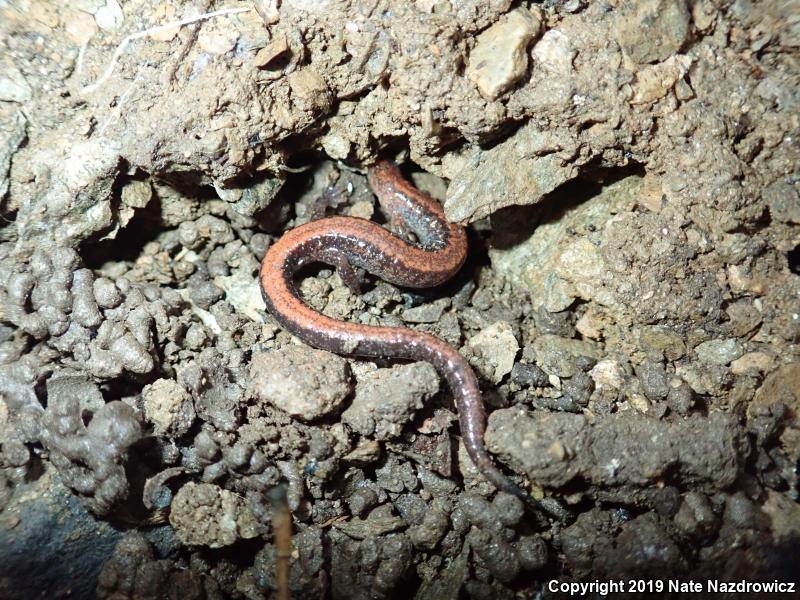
[214,268,268,324]
[254,34,290,69]
[343,438,381,464]
[753,363,800,409]
[489,175,641,310]
[197,21,240,55]
[765,180,800,224]
[216,175,284,218]
[169,482,258,547]
[466,321,519,383]
[94,0,123,31]
[532,334,602,378]
[466,8,542,100]
[114,179,152,235]
[142,379,195,437]
[0,60,32,103]
[342,362,439,439]
[14,138,121,249]
[510,362,549,388]
[0,471,121,600]
[615,0,691,64]
[249,347,351,420]
[635,361,669,401]
[562,372,594,408]
[750,363,800,464]
[637,325,686,361]
[445,121,579,223]
[725,299,762,337]
[666,379,694,415]
[64,9,98,45]
[401,298,450,323]
[288,68,331,112]
[674,492,719,540]
[730,352,774,375]
[694,338,743,365]
[630,55,693,105]
[486,408,747,490]
[532,29,575,75]
[554,238,607,299]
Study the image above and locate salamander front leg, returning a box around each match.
[318,247,362,296]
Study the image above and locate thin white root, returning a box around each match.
[97,74,140,137]
[80,6,252,95]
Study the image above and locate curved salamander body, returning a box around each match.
[259,160,530,502]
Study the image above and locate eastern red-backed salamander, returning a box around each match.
[259,160,531,504]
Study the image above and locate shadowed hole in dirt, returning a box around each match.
[81,195,163,269]
[80,175,219,270]
[490,163,647,253]
[787,244,800,275]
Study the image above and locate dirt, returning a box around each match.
[1,0,799,598]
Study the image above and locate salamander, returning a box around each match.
[259,160,532,503]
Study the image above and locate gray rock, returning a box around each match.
[0,471,121,600]
[342,362,439,439]
[561,372,595,408]
[666,379,694,415]
[510,362,549,388]
[532,334,602,378]
[674,492,719,540]
[694,338,743,365]
[465,321,519,384]
[489,175,641,311]
[486,408,747,490]
[635,360,669,401]
[0,60,32,102]
[445,121,581,223]
[402,298,451,323]
[765,180,800,224]
[250,346,351,420]
[615,0,690,64]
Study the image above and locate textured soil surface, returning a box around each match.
[1,1,799,598]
